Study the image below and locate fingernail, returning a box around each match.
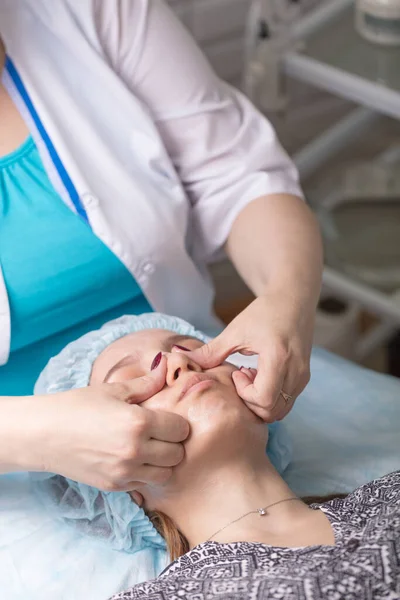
[239,366,246,371]
[151,352,162,371]
[233,368,245,376]
[173,344,190,352]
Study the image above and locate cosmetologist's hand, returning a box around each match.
[34,357,189,492]
[184,294,314,422]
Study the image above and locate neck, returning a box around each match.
[161,456,310,548]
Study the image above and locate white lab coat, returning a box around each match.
[0,0,302,366]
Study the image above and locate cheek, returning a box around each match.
[142,398,166,412]
[141,389,174,412]
[186,394,227,433]
[183,400,268,470]
[185,389,256,436]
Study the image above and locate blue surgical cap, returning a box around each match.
[35,313,210,394]
[33,313,292,553]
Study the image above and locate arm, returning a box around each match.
[225,193,323,312]
[226,193,323,410]
[0,365,189,490]
[96,0,303,261]
[0,396,43,473]
[189,196,323,421]
[96,1,318,420]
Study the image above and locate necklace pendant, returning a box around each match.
[258,508,267,516]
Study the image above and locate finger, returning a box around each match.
[130,491,144,506]
[146,409,190,443]
[274,391,294,422]
[275,364,309,421]
[110,465,173,491]
[234,356,285,410]
[110,357,168,404]
[273,360,304,421]
[134,465,173,486]
[246,367,258,381]
[182,329,237,370]
[249,368,258,380]
[239,367,256,383]
[144,439,185,467]
[232,370,273,422]
[232,361,286,422]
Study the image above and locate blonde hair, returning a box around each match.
[148,510,189,561]
[148,493,347,561]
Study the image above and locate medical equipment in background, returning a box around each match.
[243,0,302,110]
[244,0,400,364]
[317,158,400,292]
[314,294,360,360]
[355,0,400,46]
[168,0,251,87]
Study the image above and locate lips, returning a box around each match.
[179,373,216,401]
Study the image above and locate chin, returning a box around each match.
[140,414,268,513]
[182,386,248,430]
[139,389,268,508]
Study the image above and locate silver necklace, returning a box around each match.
[206,497,300,542]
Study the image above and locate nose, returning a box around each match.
[165,350,202,386]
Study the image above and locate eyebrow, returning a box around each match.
[103,333,193,383]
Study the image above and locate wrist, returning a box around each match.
[0,394,54,473]
[25,393,60,472]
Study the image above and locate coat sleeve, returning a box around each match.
[94,0,303,261]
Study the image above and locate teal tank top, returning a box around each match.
[0,136,152,396]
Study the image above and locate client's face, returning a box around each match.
[91,329,268,505]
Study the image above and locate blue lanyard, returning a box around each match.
[5,57,89,224]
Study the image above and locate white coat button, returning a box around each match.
[142,262,155,275]
[80,192,99,208]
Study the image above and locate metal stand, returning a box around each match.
[244,0,400,358]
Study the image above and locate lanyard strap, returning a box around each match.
[5,57,89,224]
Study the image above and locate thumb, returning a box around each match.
[185,330,235,369]
[130,491,144,506]
[110,356,167,404]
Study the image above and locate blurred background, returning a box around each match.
[169,0,400,376]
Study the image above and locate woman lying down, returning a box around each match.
[37,314,400,600]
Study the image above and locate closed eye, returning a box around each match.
[103,353,140,382]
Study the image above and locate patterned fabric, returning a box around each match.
[111,471,400,600]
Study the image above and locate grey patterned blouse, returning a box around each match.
[111,471,400,600]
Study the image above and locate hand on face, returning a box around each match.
[38,362,190,493]
[181,296,313,422]
[91,329,249,427]
[90,329,264,502]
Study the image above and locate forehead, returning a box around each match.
[109,328,173,352]
[96,328,174,363]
